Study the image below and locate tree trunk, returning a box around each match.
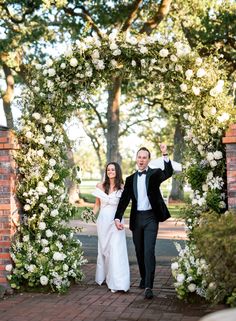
[106,76,122,164]
[2,64,14,128]
[169,120,185,201]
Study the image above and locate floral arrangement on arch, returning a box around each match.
[6,30,235,295]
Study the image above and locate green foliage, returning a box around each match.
[205,189,222,213]
[186,164,208,191]
[193,210,236,306]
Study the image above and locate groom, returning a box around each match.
[114,143,173,299]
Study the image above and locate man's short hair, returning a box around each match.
[136,147,151,159]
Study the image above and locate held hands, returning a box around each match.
[115,219,124,230]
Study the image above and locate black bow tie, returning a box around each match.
[138,170,147,176]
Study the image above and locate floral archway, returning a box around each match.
[7,31,235,295]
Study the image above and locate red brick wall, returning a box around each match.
[0,129,20,288]
[223,124,236,210]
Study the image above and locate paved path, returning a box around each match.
[0,219,228,321]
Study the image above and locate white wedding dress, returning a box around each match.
[92,188,130,292]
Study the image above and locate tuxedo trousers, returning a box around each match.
[132,210,159,289]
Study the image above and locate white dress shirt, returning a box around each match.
[137,168,152,211]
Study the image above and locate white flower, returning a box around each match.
[109,42,118,50]
[50,209,59,217]
[41,239,48,246]
[192,86,200,95]
[42,247,49,254]
[53,252,66,261]
[188,283,196,292]
[28,264,36,272]
[46,136,53,143]
[37,149,44,157]
[206,152,214,161]
[185,69,193,80]
[60,63,66,69]
[171,262,179,270]
[25,131,33,139]
[46,58,53,67]
[210,107,217,115]
[170,54,178,62]
[175,64,183,72]
[196,68,206,78]
[110,59,117,68]
[70,57,78,67]
[217,112,230,123]
[210,160,217,168]
[219,201,226,208]
[63,264,69,271]
[213,151,223,160]
[131,60,136,67]
[39,138,46,145]
[45,124,52,133]
[23,235,30,242]
[195,57,203,66]
[39,222,46,230]
[24,204,31,211]
[180,83,188,92]
[35,64,42,70]
[91,49,100,59]
[202,184,208,192]
[48,68,56,77]
[49,158,56,167]
[208,282,216,290]
[40,275,49,286]
[5,264,13,272]
[159,48,169,57]
[140,46,148,54]
[32,113,41,120]
[176,274,185,284]
[112,49,121,56]
[46,229,53,237]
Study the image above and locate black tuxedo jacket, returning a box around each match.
[115,160,173,231]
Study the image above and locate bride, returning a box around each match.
[92,162,130,293]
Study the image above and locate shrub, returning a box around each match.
[193,210,236,306]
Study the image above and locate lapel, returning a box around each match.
[133,172,138,200]
[145,167,152,191]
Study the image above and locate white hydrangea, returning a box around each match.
[39,222,46,230]
[40,275,49,286]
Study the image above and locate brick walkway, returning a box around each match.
[0,220,227,321]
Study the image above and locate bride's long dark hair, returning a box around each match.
[103,162,123,195]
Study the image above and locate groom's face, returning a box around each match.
[136,150,150,171]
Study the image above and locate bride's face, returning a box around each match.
[107,164,116,179]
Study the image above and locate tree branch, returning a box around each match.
[63,5,103,39]
[121,0,143,32]
[140,0,172,35]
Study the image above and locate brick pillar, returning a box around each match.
[222,124,236,210]
[0,127,20,289]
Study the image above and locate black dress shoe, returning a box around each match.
[144,288,153,299]
[139,280,145,289]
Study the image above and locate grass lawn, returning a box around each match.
[72,180,186,220]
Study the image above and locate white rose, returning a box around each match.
[44,125,52,134]
[213,151,222,160]
[185,69,193,80]
[192,86,200,95]
[41,239,49,246]
[217,112,230,123]
[210,160,217,168]
[46,229,53,238]
[40,275,49,286]
[140,46,148,54]
[50,209,59,217]
[176,274,185,284]
[91,49,100,59]
[25,131,33,139]
[42,247,49,254]
[171,262,179,270]
[53,252,66,261]
[60,63,66,69]
[37,149,44,157]
[32,113,41,120]
[24,204,31,211]
[49,158,56,167]
[48,68,56,77]
[35,64,42,70]
[5,264,13,272]
[112,49,121,56]
[159,48,169,57]
[188,283,196,292]
[23,235,30,242]
[196,68,206,78]
[39,222,46,230]
[195,57,203,66]
[170,54,178,62]
[180,83,188,92]
[39,138,46,145]
[206,152,214,161]
[109,42,118,50]
[210,107,217,115]
[70,57,78,67]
